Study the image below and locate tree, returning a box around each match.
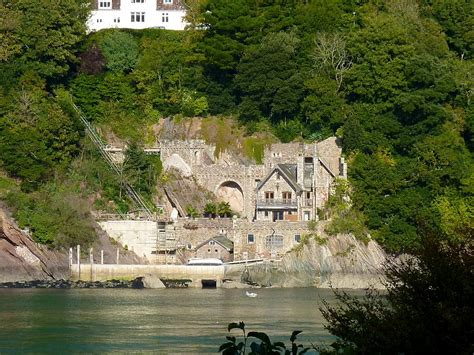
[204,202,217,218]
[235,31,304,126]
[427,0,474,58]
[4,0,89,79]
[0,4,21,62]
[217,201,232,218]
[0,89,81,191]
[100,30,139,73]
[320,235,474,354]
[186,205,200,219]
[122,142,161,196]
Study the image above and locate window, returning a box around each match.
[265,191,274,200]
[215,249,218,253]
[207,248,211,253]
[113,17,120,23]
[304,211,310,221]
[265,235,284,249]
[276,172,280,180]
[294,234,301,243]
[247,234,254,244]
[131,12,145,22]
[131,0,145,3]
[209,241,215,245]
[282,191,292,201]
[99,1,111,8]
[164,0,173,3]
[162,12,169,22]
[306,192,311,199]
[273,211,284,221]
[264,211,269,217]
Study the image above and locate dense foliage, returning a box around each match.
[0,0,472,252]
[321,236,474,354]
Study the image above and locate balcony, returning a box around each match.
[256,198,297,208]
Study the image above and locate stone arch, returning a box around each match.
[163,153,192,177]
[215,180,244,215]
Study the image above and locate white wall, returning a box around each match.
[88,3,186,32]
[99,220,158,259]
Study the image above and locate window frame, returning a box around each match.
[247,234,255,244]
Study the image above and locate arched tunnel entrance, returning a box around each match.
[215,181,244,215]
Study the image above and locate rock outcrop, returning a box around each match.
[0,209,69,282]
[226,234,388,289]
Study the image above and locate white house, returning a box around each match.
[88,0,187,32]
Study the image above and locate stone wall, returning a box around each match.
[99,218,318,264]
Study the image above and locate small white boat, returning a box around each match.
[246,291,258,298]
[186,258,223,266]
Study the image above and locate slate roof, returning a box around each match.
[195,235,234,251]
[257,164,303,193]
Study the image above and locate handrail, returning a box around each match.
[71,102,155,220]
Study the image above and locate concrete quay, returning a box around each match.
[70,264,225,288]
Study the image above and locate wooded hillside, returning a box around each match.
[0,0,472,252]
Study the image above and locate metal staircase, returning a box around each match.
[71,103,155,220]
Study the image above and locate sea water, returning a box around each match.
[0,287,351,354]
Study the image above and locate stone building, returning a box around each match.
[161,136,347,222]
[194,235,234,263]
[101,137,348,263]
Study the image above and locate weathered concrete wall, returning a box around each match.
[71,264,225,288]
[98,221,158,260]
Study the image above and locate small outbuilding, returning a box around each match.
[194,235,234,263]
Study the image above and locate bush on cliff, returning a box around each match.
[5,187,96,249]
[320,235,474,354]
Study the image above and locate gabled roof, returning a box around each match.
[257,164,302,193]
[195,235,234,252]
[318,158,337,177]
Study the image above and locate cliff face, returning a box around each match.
[227,234,387,289]
[0,209,69,282]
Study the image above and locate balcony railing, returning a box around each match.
[257,198,297,208]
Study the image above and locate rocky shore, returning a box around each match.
[0,277,145,289]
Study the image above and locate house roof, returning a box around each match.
[195,235,234,251]
[257,164,303,193]
[318,158,337,177]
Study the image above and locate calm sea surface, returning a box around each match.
[0,287,353,354]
